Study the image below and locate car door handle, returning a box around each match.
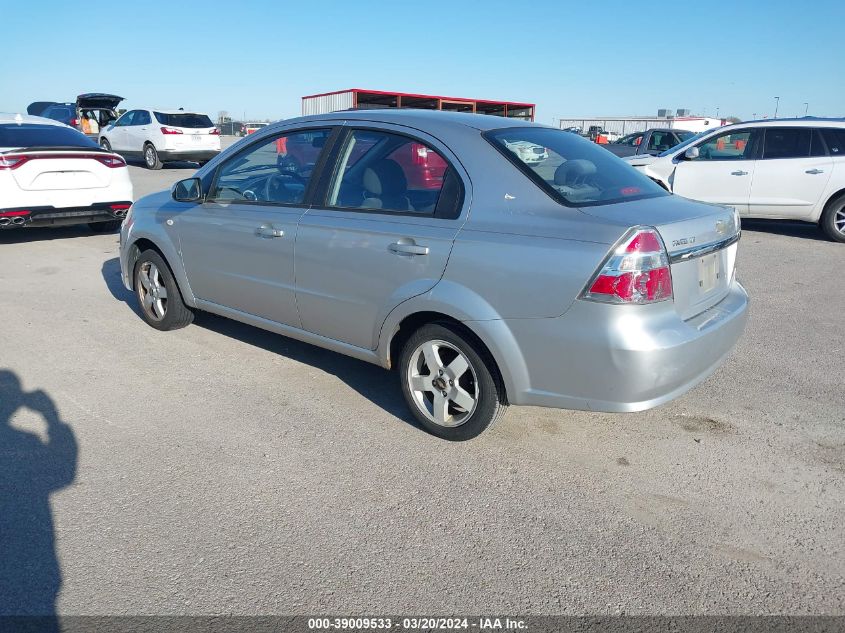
[388,241,429,256]
[731,170,748,176]
[805,169,824,174]
[256,225,284,238]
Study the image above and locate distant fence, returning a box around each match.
[558,118,672,135]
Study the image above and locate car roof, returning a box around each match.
[139,108,211,115]
[0,113,69,126]
[724,117,845,129]
[272,108,542,133]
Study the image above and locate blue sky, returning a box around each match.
[2,0,843,123]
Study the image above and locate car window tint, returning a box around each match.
[116,111,135,127]
[647,131,675,152]
[763,128,811,159]
[154,112,214,128]
[208,128,331,205]
[0,124,97,149]
[820,128,845,156]
[327,130,449,215]
[695,130,753,161]
[134,111,151,126]
[617,133,642,147]
[486,127,666,206]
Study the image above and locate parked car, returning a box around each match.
[244,122,269,135]
[0,113,133,231]
[99,109,221,169]
[28,94,124,139]
[218,121,246,136]
[585,126,619,143]
[503,139,549,165]
[604,128,694,158]
[119,110,747,440]
[625,118,845,242]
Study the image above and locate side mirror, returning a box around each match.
[172,177,202,203]
[684,147,700,160]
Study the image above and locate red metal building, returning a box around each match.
[302,89,535,121]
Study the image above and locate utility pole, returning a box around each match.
[774,96,780,119]
[803,102,809,116]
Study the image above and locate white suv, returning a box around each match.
[99,109,220,170]
[625,118,845,242]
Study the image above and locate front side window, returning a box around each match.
[762,128,811,159]
[616,133,643,147]
[115,111,135,127]
[694,129,754,160]
[486,127,666,206]
[209,128,331,205]
[326,129,451,215]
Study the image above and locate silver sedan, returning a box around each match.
[119,110,748,440]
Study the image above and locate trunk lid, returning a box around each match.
[76,93,124,110]
[580,195,740,320]
[10,151,116,192]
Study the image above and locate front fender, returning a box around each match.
[376,280,532,402]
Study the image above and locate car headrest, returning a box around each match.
[554,159,597,185]
[363,159,407,196]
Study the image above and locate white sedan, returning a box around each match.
[0,113,133,232]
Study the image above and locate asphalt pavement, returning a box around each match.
[0,141,843,616]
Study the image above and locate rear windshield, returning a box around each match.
[153,112,214,128]
[485,127,667,206]
[0,124,98,149]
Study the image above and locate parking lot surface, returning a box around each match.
[1,149,843,615]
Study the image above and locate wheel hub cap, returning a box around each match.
[407,339,479,428]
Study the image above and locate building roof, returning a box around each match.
[276,108,541,132]
[302,88,534,108]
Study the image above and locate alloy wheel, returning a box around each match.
[137,261,168,321]
[406,339,479,427]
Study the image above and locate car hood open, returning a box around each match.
[77,93,124,109]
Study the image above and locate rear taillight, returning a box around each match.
[161,127,183,135]
[109,204,131,210]
[0,155,28,170]
[0,210,31,217]
[582,227,673,304]
[209,128,221,135]
[97,155,126,168]
[70,118,80,127]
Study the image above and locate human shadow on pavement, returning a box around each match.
[0,370,78,632]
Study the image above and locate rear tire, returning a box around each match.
[133,250,193,331]
[820,194,845,243]
[144,143,163,170]
[88,220,122,232]
[399,322,507,441]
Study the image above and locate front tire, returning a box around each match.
[399,323,507,441]
[133,250,193,331]
[100,138,112,151]
[820,194,845,243]
[144,143,163,170]
[88,220,122,232]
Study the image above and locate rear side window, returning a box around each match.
[154,112,214,128]
[485,127,666,206]
[42,106,74,122]
[821,128,845,155]
[0,124,97,149]
[763,128,811,159]
[134,111,151,125]
[326,129,455,216]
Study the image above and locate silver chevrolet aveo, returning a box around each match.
[120,110,748,440]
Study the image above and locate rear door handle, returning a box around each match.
[256,225,284,238]
[805,168,824,174]
[388,241,429,256]
[731,170,748,176]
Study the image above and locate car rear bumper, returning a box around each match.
[496,280,749,412]
[157,150,219,162]
[0,202,132,228]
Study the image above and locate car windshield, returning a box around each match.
[0,124,98,150]
[486,127,667,206]
[153,112,214,128]
[657,130,709,157]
